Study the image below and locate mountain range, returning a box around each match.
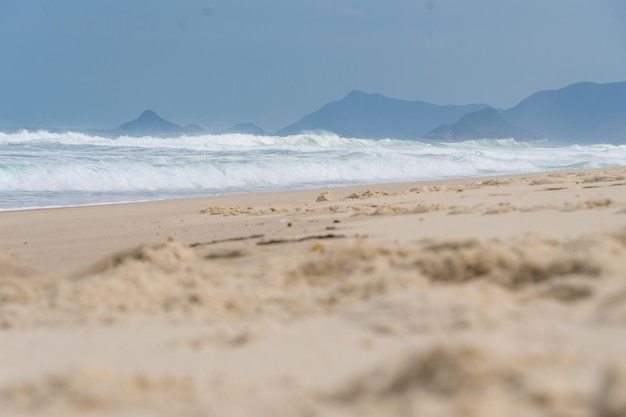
[424,107,539,141]
[276,90,489,139]
[116,110,266,136]
[115,81,626,143]
[117,110,203,135]
[501,81,626,142]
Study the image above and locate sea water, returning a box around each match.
[1,130,625,211]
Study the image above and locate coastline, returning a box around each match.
[1,166,626,416]
[2,166,625,275]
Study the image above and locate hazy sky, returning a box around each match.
[1,0,625,131]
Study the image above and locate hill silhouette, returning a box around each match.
[118,110,182,133]
[425,107,540,141]
[502,81,626,143]
[277,90,489,139]
[117,110,204,135]
[222,122,267,135]
[112,81,626,143]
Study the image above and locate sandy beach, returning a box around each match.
[1,166,626,416]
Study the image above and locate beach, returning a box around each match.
[1,166,626,416]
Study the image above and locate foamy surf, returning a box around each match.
[1,130,625,210]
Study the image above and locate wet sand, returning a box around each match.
[1,166,626,416]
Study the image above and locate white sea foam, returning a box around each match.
[1,130,624,210]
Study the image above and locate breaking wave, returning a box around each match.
[1,130,625,210]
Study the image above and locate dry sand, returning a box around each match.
[1,166,626,416]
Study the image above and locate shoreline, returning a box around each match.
[1,165,626,416]
[1,165,619,213]
[1,165,625,275]
[2,162,624,214]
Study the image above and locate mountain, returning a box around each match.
[112,81,626,142]
[276,90,489,139]
[118,110,182,133]
[424,107,540,141]
[502,81,626,143]
[183,124,205,134]
[221,122,267,135]
[117,110,204,135]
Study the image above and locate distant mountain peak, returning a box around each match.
[502,80,626,142]
[277,91,488,138]
[345,90,368,98]
[424,107,540,141]
[221,122,267,135]
[344,90,392,101]
[138,109,161,119]
[118,110,183,133]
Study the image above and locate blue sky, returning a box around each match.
[1,0,625,131]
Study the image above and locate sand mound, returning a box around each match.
[347,189,390,199]
[316,191,334,202]
[2,230,626,329]
[410,184,467,193]
[200,206,255,215]
[0,253,35,278]
[416,237,603,288]
[337,345,501,399]
[84,237,199,274]
[328,343,626,417]
[200,206,291,216]
[332,345,521,416]
[0,368,197,416]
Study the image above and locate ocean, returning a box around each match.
[1,129,625,211]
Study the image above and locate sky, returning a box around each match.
[0,0,625,132]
